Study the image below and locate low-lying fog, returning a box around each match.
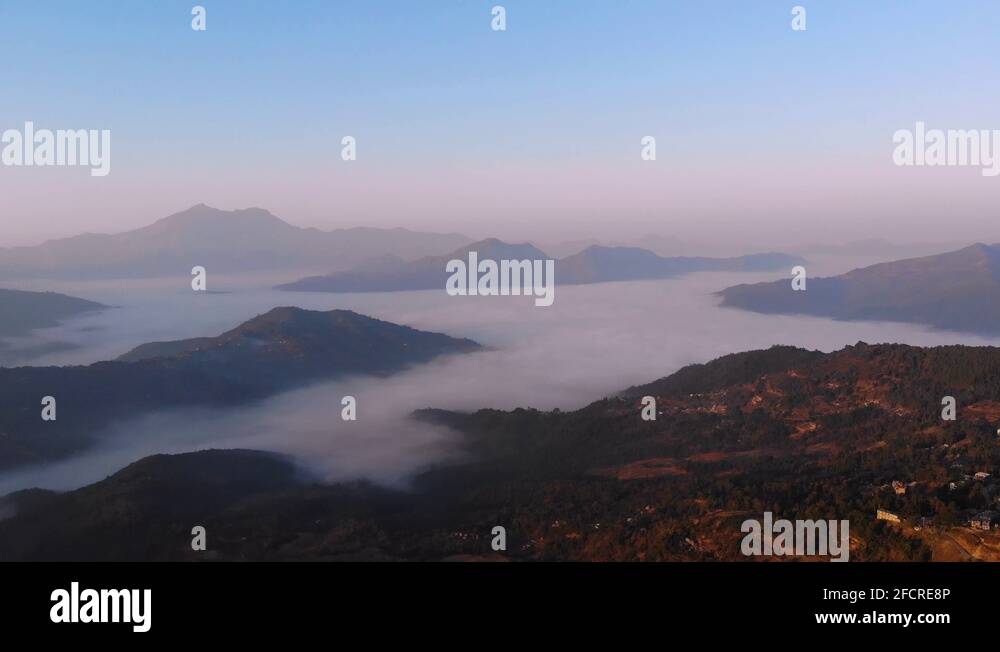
[3,254,1000,495]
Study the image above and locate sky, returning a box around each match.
[2,0,1000,248]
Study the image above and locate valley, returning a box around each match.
[5,342,1000,561]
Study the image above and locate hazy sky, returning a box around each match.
[2,1,1000,247]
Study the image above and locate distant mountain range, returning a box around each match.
[797,238,965,259]
[542,234,689,258]
[277,238,805,293]
[6,342,1000,561]
[0,288,107,338]
[0,308,479,471]
[0,205,470,279]
[718,243,1000,335]
[558,246,805,283]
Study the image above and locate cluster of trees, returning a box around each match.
[7,342,1000,561]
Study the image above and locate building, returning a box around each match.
[876,509,901,523]
[970,511,999,531]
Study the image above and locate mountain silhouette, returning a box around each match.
[718,243,1000,334]
[0,288,107,337]
[0,204,470,279]
[558,246,805,284]
[0,308,480,472]
[276,238,549,292]
[277,240,804,292]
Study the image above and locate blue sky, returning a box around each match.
[2,1,1000,246]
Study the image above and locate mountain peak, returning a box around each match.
[245,306,363,327]
[0,206,472,280]
[117,307,480,364]
[147,204,291,231]
[451,238,550,260]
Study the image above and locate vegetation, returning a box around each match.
[3,342,999,561]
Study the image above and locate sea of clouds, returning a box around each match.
[3,255,1000,495]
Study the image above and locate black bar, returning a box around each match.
[2,562,986,640]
